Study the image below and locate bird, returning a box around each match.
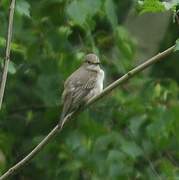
[59,53,104,126]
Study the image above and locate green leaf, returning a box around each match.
[65,160,82,171]
[146,108,174,146]
[129,115,146,137]
[58,26,72,38]
[107,150,125,162]
[0,58,16,74]
[105,0,118,29]
[120,140,143,159]
[159,158,178,178]
[0,132,14,155]
[138,0,165,14]
[0,37,26,54]
[94,132,121,151]
[66,1,85,25]
[8,61,16,74]
[115,26,136,61]
[36,74,61,106]
[81,0,101,17]
[154,83,161,98]
[66,0,101,26]
[16,0,31,18]
[174,39,179,51]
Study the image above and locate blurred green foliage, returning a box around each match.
[175,39,179,51]
[0,0,179,179]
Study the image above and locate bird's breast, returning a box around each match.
[96,69,104,93]
[91,68,104,96]
[84,68,104,101]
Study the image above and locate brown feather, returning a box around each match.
[60,65,98,123]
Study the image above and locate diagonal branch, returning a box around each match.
[0,0,16,110]
[0,45,175,180]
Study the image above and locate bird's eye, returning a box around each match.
[86,61,100,65]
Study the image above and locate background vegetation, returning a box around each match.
[0,0,179,179]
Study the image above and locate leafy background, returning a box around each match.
[0,0,179,179]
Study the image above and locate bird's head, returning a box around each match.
[83,53,101,71]
[85,53,100,64]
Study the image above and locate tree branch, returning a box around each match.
[0,0,16,110]
[0,45,175,180]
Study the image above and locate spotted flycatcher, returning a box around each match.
[59,53,104,126]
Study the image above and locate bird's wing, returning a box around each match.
[61,72,97,119]
[72,77,96,104]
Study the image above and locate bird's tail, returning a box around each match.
[58,110,66,127]
[58,102,76,127]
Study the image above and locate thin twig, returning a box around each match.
[0,45,175,180]
[0,0,16,110]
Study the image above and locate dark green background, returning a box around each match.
[0,0,179,179]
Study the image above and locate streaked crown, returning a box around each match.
[85,53,100,64]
